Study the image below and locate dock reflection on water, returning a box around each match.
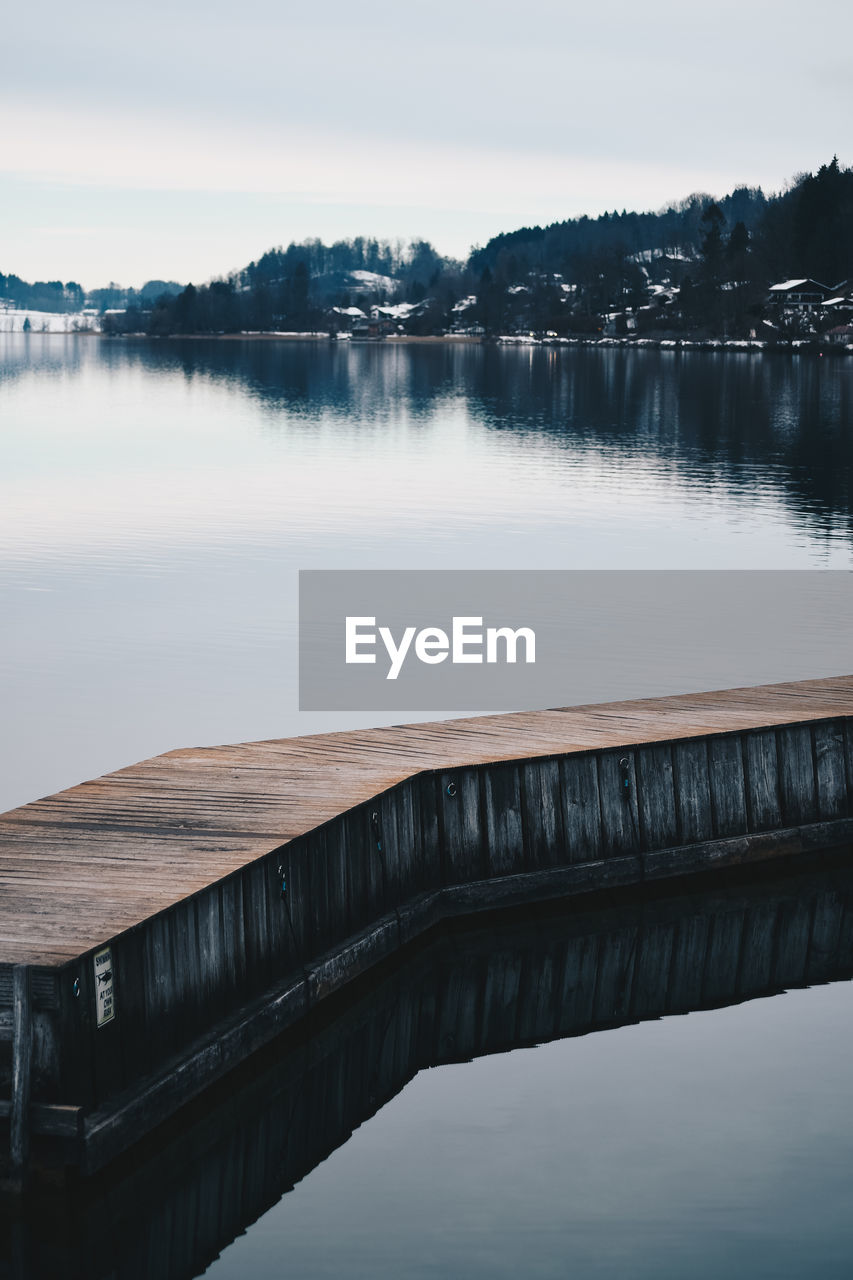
[3,852,853,1280]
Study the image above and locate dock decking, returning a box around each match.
[3,675,853,968]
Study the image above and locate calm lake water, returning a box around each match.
[1,334,852,811]
[2,336,853,1277]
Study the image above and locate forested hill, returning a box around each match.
[5,158,853,340]
[0,276,183,315]
[242,238,450,295]
[130,157,853,339]
[470,159,853,289]
[469,186,768,278]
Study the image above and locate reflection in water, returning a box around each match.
[107,338,853,541]
[3,335,853,545]
[1,335,852,811]
[4,857,853,1280]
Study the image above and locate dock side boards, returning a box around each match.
[2,714,853,1185]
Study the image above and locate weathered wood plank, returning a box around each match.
[814,720,848,821]
[597,751,639,857]
[303,829,329,958]
[342,808,370,936]
[483,763,524,877]
[393,780,419,900]
[322,821,349,949]
[378,787,402,906]
[439,767,483,884]
[91,941,125,1104]
[9,965,32,1190]
[559,754,602,862]
[366,803,387,919]
[164,899,195,1046]
[57,957,96,1110]
[220,873,245,1000]
[197,889,225,1023]
[778,725,818,826]
[845,719,853,806]
[416,774,442,893]
[636,744,678,851]
[521,758,563,870]
[672,740,713,845]
[115,926,150,1086]
[745,729,781,832]
[708,736,747,838]
[279,843,306,971]
[240,860,265,989]
[141,913,170,1076]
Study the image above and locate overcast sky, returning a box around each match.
[3,0,851,288]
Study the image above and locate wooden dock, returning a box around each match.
[2,674,853,1186]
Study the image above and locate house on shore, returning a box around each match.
[326,305,367,334]
[820,294,853,324]
[351,315,391,340]
[767,279,832,312]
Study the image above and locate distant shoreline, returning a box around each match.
[148,332,488,344]
[8,330,853,355]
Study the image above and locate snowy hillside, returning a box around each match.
[0,309,97,333]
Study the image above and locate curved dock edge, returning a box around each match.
[3,689,853,1184]
[25,814,853,1176]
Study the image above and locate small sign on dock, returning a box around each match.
[94,946,115,1027]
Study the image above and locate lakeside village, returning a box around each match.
[4,161,853,352]
[2,272,852,353]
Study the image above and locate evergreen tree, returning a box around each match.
[700,201,725,283]
[175,283,198,334]
[726,220,750,266]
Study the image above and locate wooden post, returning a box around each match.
[9,964,32,1192]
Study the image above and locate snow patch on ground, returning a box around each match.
[371,301,422,320]
[629,249,693,265]
[348,271,399,294]
[0,309,96,333]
